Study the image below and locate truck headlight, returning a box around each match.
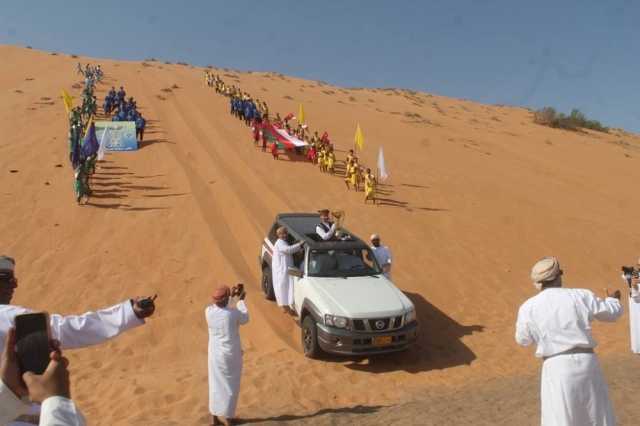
[404,308,416,324]
[325,314,349,329]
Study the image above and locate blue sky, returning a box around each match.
[2,0,639,132]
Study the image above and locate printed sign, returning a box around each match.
[95,121,138,151]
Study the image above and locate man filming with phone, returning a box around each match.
[205,283,249,426]
[0,255,156,425]
[1,328,85,425]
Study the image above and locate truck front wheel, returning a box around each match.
[302,316,322,359]
[262,266,275,301]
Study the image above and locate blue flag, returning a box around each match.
[81,123,99,158]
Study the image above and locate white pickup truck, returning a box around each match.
[260,213,418,358]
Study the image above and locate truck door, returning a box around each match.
[293,248,307,314]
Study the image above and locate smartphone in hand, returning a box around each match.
[14,312,51,375]
[137,294,157,310]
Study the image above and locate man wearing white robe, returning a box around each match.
[206,285,249,426]
[370,234,392,279]
[515,256,622,426]
[624,260,640,354]
[0,256,154,425]
[271,227,304,314]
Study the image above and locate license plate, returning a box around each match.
[373,336,392,346]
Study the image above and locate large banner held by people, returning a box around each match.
[95,121,138,151]
[261,123,308,149]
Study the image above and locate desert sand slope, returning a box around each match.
[2,45,640,424]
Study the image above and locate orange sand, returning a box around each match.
[1,45,639,424]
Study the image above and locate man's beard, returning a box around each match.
[0,290,13,304]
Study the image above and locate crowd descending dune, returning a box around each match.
[2,45,640,425]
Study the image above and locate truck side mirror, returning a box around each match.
[288,267,303,278]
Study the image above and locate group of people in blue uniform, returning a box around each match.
[230,95,263,126]
[103,87,146,142]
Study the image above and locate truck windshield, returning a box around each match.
[307,248,382,277]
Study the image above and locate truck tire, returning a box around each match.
[302,315,322,359]
[262,266,275,301]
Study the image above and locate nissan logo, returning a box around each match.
[375,320,385,330]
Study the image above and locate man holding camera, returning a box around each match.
[206,284,249,426]
[515,256,622,426]
[0,255,156,425]
[622,259,640,354]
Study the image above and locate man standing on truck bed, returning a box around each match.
[272,227,304,315]
[316,209,337,241]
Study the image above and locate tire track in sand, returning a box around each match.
[135,78,299,350]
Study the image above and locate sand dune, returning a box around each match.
[2,45,640,424]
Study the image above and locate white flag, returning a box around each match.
[97,127,109,161]
[377,146,389,182]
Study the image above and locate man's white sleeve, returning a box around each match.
[49,301,144,350]
[0,380,30,424]
[514,306,533,347]
[235,301,249,326]
[587,291,623,322]
[40,396,86,426]
[279,241,303,255]
[631,284,640,303]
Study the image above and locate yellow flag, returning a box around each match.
[84,116,93,137]
[298,103,305,125]
[61,90,73,114]
[354,123,364,151]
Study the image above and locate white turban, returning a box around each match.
[0,256,15,272]
[531,256,561,290]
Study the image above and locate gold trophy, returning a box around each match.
[331,210,346,238]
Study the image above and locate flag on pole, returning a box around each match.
[298,103,305,125]
[97,126,109,161]
[81,122,99,158]
[61,90,73,114]
[354,123,364,151]
[377,146,389,182]
[83,116,94,137]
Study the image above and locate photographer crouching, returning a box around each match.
[621,259,640,354]
[205,284,248,426]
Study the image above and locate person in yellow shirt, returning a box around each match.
[326,147,336,174]
[364,168,377,204]
[351,159,360,191]
[345,149,354,166]
[318,147,326,172]
[344,158,354,190]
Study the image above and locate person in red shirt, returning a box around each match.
[270,142,279,160]
[252,122,261,147]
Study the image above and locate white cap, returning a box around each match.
[0,256,15,272]
[531,257,561,284]
[370,234,380,241]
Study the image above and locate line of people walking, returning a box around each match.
[205,73,378,204]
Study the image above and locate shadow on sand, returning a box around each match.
[326,292,484,374]
[237,405,385,424]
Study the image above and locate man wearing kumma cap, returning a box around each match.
[515,256,622,426]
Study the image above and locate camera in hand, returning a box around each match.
[621,266,639,287]
[231,284,245,298]
[138,294,157,309]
